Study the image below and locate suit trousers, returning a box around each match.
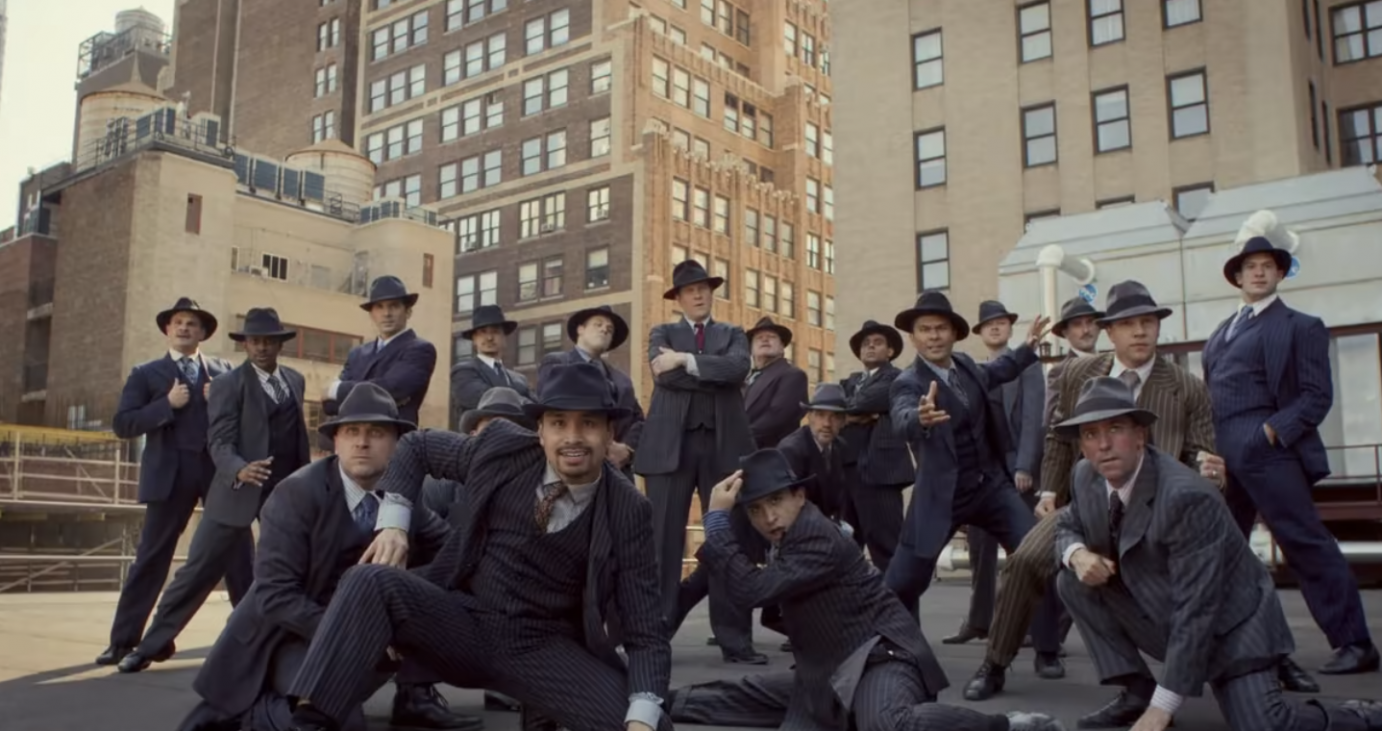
[962,490,1037,632]
[851,482,907,576]
[981,509,1067,666]
[135,517,256,655]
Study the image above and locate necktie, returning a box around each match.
[1118,368,1141,399]
[493,360,510,384]
[266,374,288,404]
[1108,491,1125,551]
[948,370,970,409]
[1226,305,1253,341]
[694,323,706,352]
[180,356,199,384]
[746,369,761,386]
[534,482,570,531]
[354,491,380,535]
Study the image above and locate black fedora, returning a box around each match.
[462,304,519,339]
[735,448,815,505]
[1052,297,1105,339]
[1095,281,1172,326]
[972,300,1019,335]
[1052,376,1157,440]
[522,362,630,420]
[848,320,903,361]
[156,297,218,340]
[1223,238,1293,288]
[566,305,630,352]
[894,290,970,341]
[746,316,794,348]
[459,386,536,434]
[317,382,417,438]
[801,383,848,412]
[360,275,420,311]
[663,259,724,300]
[229,307,296,342]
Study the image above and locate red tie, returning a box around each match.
[694,323,705,352]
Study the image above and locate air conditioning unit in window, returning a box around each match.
[540,223,556,234]
[486,92,501,105]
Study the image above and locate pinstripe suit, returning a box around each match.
[286,420,671,730]
[981,353,1215,668]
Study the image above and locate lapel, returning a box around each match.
[237,361,269,422]
[1118,449,1159,558]
[475,355,505,388]
[286,368,304,409]
[744,358,784,409]
[315,461,362,593]
[159,353,182,385]
[362,330,417,379]
[702,319,724,354]
[669,320,696,354]
[1139,356,1178,408]
[1256,299,1290,394]
[1079,465,1113,557]
[583,470,614,620]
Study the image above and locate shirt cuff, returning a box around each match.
[1039,491,1056,499]
[625,694,664,727]
[376,493,413,533]
[702,509,732,538]
[1062,542,1086,570]
[683,355,700,377]
[328,380,342,400]
[1150,685,1184,715]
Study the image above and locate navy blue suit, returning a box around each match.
[325,329,437,428]
[1203,297,1370,649]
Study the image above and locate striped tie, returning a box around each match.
[1226,305,1253,341]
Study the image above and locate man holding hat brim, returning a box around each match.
[452,304,531,431]
[1203,211,1378,676]
[1042,297,1105,426]
[283,362,672,731]
[663,449,1064,731]
[743,316,810,451]
[1051,377,1382,731]
[98,297,237,669]
[119,308,312,674]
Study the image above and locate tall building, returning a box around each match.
[830,0,1382,359]
[0,0,7,119]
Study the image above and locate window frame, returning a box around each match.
[1167,69,1211,140]
[914,127,947,189]
[911,29,944,90]
[1022,102,1058,168]
[1331,1,1382,64]
[1018,2,1053,63]
[1172,181,1215,220]
[1092,85,1132,153]
[916,229,950,293]
[1088,0,1126,47]
[1162,0,1203,28]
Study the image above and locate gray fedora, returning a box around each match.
[1052,297,1105,338]
[1052,376,1157,440]
[459,386,536,434]
[800,383,849,413]
[317,382,417,438]
[1095,281,1172,326]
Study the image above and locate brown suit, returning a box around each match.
[983,352,1216,667]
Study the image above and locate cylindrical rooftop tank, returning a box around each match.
[115,8,166,50]
[286,141,377,208]
[75,84,167,165]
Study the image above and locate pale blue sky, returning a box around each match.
[0,0,176,230]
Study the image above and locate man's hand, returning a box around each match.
[1264,422,1278,446]
[1015,471,1033,492]
[1197,451,1227,490]
[235,458,274,487]
[386,646,402,662]
[1035,494,1055,518]
[360,527,409,568]
[627,723,655,731]
[708,470,743,512]
[322,381,339,401]
[1071,547,1116,587]
[650,347,687,376]
[168,380,191,409]
[918,381,950,427]
[1025,314,1053,349]
[1129,706,1173,731]
[608,442,633,468]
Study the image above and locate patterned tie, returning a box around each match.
[354,491,380,535]
[1108,491,1125,552]
[1226,305,1253,341]
[694,323,705,352]
[266,374,288,404]
[1118,368,1141,397]
[180,356,199,384]
[948,370,970,409]
[534,482,569,531]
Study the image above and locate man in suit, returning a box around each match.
[948,301,1049,655]
[1205,214,1378,676]
[778,383,851,523]
[635,259,763,665]
[97,298,239,668]
[665,450,1063,731]
[283,363,671,731]
[422,386,535,525]
[451,304,531,430]
[175,383,479,731]
[1053,377,1382,731]
[1042,297,1103,427]
[743,316,809,450]
[120,308,311,673]
[840,320,912,574]
[324,275,438,431]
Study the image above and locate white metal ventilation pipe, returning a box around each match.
[1034,244,1097,329]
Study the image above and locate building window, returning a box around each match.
[780,221,794,260]
[763,275,778,314]
[693,137,710,158]
[317,19,341,50]
[517,327,537,365]
[542,322,564,355]
[714,258,730,300]
[1168,70,1209,138]
[518,263,540,302]
[586,186,611,222]
[672,178,689,220]
[590,117,612,157]
[807,290,824,327]
[693,78,710,117]
[1173,182,1214,220]
[744,209,759,247]
[371,10,428,60]
[1019,2,1053,62]
[441,94,504,142]
[824,239,835,274]
[542,256,564,298]
[652,58,670,98]
[805,178,820,213]
[1022,104,1057,167]
[801,33,816,67]
[452,209,502,253]
[591,59,612,93]
[671,245,689,265]
[808,349,822,382]
[443,32,506,84]
[251,324,358,365]
[446,0,508,32]
[456,270,498,313]
[518,193,566,237]
[1089,0,1125,46]
[912,30,943,89]
[914,128,946,188]
[713,195,730,234]
[745,270,760,307]
[1333,2,1382,62]
[585,248,610,289]
[374,175,422,207]
[807,233,821,268]
[784,22,797,58]
[1093,87,1131,152]
[526,8,571,55]
[1163,0,1201,27]
[1097,196,1135,208]
[822,130,834,165]
[762,215,776,252]
[692,187,710,227]
[823,185,834,221]
[315,64,338,97]
[523,69,569,115]
[916,230,949,291]
[825,295,836,330]
[521,130,568,175]
[311,111,336,142]
[1339,102,1382,165]
[781,282,794,319]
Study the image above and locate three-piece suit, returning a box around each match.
[776,425,850,522]
[744,357,809,450]
[840,364,913,574]
[327,329,437,429]
[451,355,531,430]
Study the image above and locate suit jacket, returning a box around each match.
[113,352,234,503]
[1042,353,1215,507]
[840,365,914,487]
[1202,298,1332,483]
[777,426,849,521]
[633,319,755,476]
[202,361,311,528]
[326,329,437,427]
[451,355,531,427]
[698,503,948,730]
[1043,352,1086,427]
[744,357,808,449]
[988,348,1046,480]
[192,457,450,716]
[538,349,644,451]
[890,347,1036,558]
[377,419,670,701]
[1055,447,1293,696]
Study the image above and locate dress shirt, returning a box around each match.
[679,316,711,377]
[1242,292,1278,318]
[328,328,414,400]
[169,349,204,376]
[1107,356,1155,402]
[339,464,409,532]
[250,362,289,403]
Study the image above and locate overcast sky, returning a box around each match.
[0,0,176,231]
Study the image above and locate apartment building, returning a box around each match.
[830,0,1382,359]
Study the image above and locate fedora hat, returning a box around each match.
[229,307,296,342]
[459,386,536,434]
[156,297,218,340]
[746,316,794,348]
[663,259,724,300]
[1224,210,1296,288]
[735,448,815,505]
[1052,297,1105,339]
[801,383,848,413]
[522,362,630,420]
[894,290,970,341]
[972,300,1019,335]
[1052,376,1157,440]
[1095,281,1172,326]
[317,382,417,438]
[461,304,519,339]
[566,305,630,352]
[848,320,903,361]
[360,275,420,311]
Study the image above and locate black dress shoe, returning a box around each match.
[391,684,484,730]
[1320,642,1381,675]
[723,649,769,665]
[1034,652,1065,680]
[95,645,132,666]
[1278,656,1320,693]
[483,691,520,712]
[941,623,988,645]
[116,642,175,674]
[962,661,1006,701]
[779,641,793,652]
[1077,690,1148,729]
[705,636,719,646]
[1006,711,1066,731]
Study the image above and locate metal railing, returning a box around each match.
[77,26,171,80]
[0,428,139,507]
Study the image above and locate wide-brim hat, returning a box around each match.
[360,275,420,311]
[156,297,218,340]
[848,320,903,361]
[736,448,815,505]
[894,290,969,341]
[462,304,519,339]
[318,382,417,438]
[522,362,630,420]
[229,307,297,342]
[663,259,724,300]
[801,383,848,412]
[1224,209,1297,288]
[1223,237,1293,288]
[1052,376,1158,440]
[459,386,537,434]
[1052,297,1105,338]
[746,316,794,348]
[566,305,630,352]
[1096,281,1172,326]
[972,300,1019,334]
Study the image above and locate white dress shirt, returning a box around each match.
[1107,356,1155,402]
[679,316,711,377]
[250,362,289,403]
[339,464,409,532]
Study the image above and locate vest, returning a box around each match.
[327,505,373,605]
[948,367,989,492]
[263,391,305,493]
[1208,316,1276,427]
[173,361,212,452]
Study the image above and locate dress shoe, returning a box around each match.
[484,691,521,712]
[116,642,175,673]
[1339,699,1382,729]
[1278,656,1320,693]
[391,683,483,730]
[941,623,987,645]
[779,641,793,652]
[1076,690,1148,729]
[95,645,132,666]
[705,636,719,646]
[519,704,559,731]
[1320,642,1381,675]
[722,649,769,665]
[1034,652,1065,680]
[1006,711,1067,731]
[962,661,1006,701]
